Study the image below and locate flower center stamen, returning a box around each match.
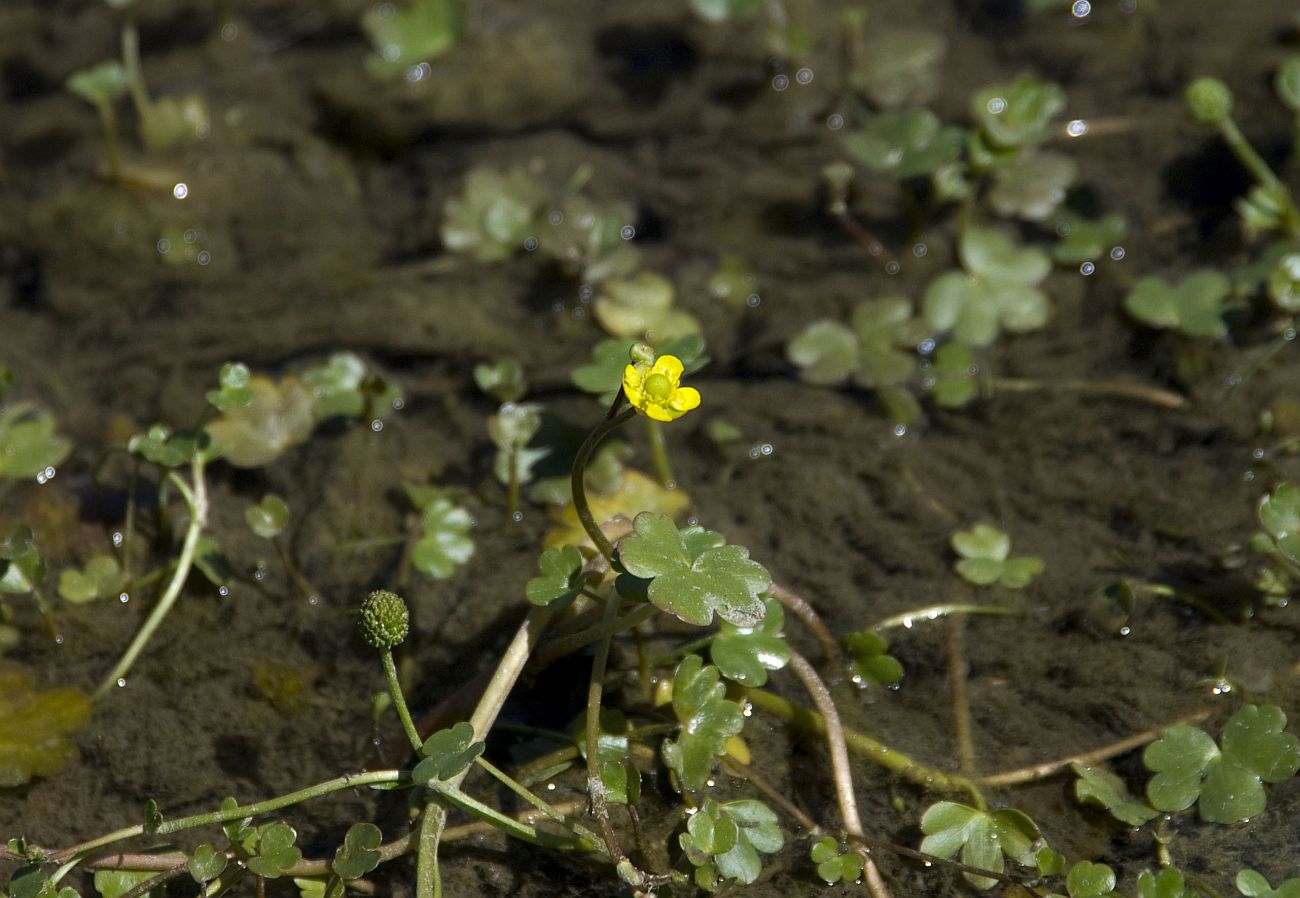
[645,372,673,400]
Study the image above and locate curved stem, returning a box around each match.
[643,419,674,488]
[989,377,1186,409]
[872,603,1016,631]
[769,583,842,663]
[95,452,208,701]
[945,616,977,778]
[787,652,892,898]
[571,401,635,562]
[382,649,422,753]
[585,595,628,864]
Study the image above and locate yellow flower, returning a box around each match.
[622,354,700,422]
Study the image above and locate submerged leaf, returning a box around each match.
[0,668,91,787]
[661,656,745,791]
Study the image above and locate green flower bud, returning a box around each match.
[359,589,409,650]
[629,342,656,366]
[1185,77,1233,126]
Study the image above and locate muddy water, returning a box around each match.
[1,0,1299,895]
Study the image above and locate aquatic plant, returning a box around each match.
[362,0,468,79]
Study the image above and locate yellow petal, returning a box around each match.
[667,386,701,412]
[652,354,685,383]
[622,364,646,407]
[644,401,675,422]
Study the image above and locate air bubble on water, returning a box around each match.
[308,595,320,606]
[1081,262,1095,276]
[157,239,171,255]
[759,443,774,456]
[1057,222,1072,237]
[986,97,1007,115]
[919,338,936,354]
[1243,470,1256,482]
[405,62,430,83]
[119,592,130,603]
[1119,625,1131,636]
[117,677,127,688]
[772,74,789,91]
[746,293,761,308]
[1066,119,1089,138]
[512,511,524,523]
[913,243,928,258]
[173,182,189,199]
[893,424,907,437]
[620,225,636,240]
[579,284,594,301]
[885,261,901,275]
[112,531,124,547]
[54,634,65,645]
[1253,447,1265,459]
[795,67,813,84]
[523,236,539,252]
[1072,0,1092,17]
[218,585,230,597]
[552,300,565,312]
[827,113,844,130]
[1110,246,1126,261]
[36,465,56,484]
[687,516,699,526]
[1284,327,1297,342]
[221,22,239,41]
[382,44,399,62]
[371,419,383,432]
[197,251,211,266]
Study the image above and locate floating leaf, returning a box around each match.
[710,595,789,686]
[851,28,946,109]
[593,272,700,342]
[0,527,45,595]
[58,554,125,604]
[205,376,316,468]
[187,844,228,884]
[245,494,289,540]
[363,0,467,79]
[987,152,1077,222]
[1071,763,1157,827]
[1236,869,1300,898]
[1258,482,1300,566]
[951,523,1043,588]
[1136,868,1189,898]
[617,512,771,628]
[441,165,545,262]
[94,869,160,898]
[411,499,475,579]
[919,801,1041,889]
[66,60,128,106]
[1053,213,1127,265]
[1144,705,1300,823]
[786,321,857,386]
[1123,272,1232,339]
[1046,860,1121,898]
[971,75,1066,149]
[842,629,903,687]
[661,656,745,791]
[474,360,527,404]
[678,798,783,889]
[842,109,965,179]
[525,545,588,608]
[246,822,301,879]
[0,668,91,786]
[412,721,484,783]
[810,836,864,885]
[922,229,1051,347]
[544,469,689,550]
[205,363,254,413]
[332,822,382,880]
[138,94,209,150]
[926,343,980,408]
[127,425,198,468]
[0,403,72,480]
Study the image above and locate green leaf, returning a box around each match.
[850,28,946,109]
[851,298,927,388]
[0,404,72,480]
[220,798,257,854]
[1267,253,1300,313]
[206,363,254,412]
[617,513,771,627]
[572,339,637,400]
[810,837,864,884]
[332,822,383,880]
[412,499,475,579]
[710,595,790,686]
[66,60,129,105]
[679,799,782,888]
[922,230,1052,347]
[363,0,467,79]
[93,870,158,898]
[689,0,763,21]
[919,802,1041,890]
[487,402,542,452]
[593,272,700,342]
[927,343,979,408]
[187,844,228,884]
[987,151,1077,222]
[441,165,545,262]
[1071,763,1158,826]
[961,228,1052,285]
[412,722,484,783]
[58,554,125,604]
[473,359,527,404]
[1136,868,1188,898]
[1123,272,1231,338]
[1064,860,1119,897]
[525,545,587,608]
[951,523,1042,589]
[1276,55,1300,112]
[786,321,857,386]
[841,109,965,179]
[245,494,289,540]
[661,656,744,791]
[971,75,1066,148]
[1236,869,1300,898]
[127,424,193,468]
[143,799,162,835]
[0,527,43,595]
[246,821,301,879]
[1145,706,1300,822]
[842,629,903,687]
[193,535,233,589]
[1053,213,1128,264]
[1258,482,1300,566]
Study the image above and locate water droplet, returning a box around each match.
[687,516,699,526]
[620,225,636,240]
[392,397,405,410]
[746,293,761,308]
[173,182,189,200]
[511,511,524,523]
[826,113,844,130]
[795,67,813,84]
[893,424,907,437]
[220,22,239,40]
[578,284,594,301]
[1284,327,1297,342]
[119,592,130,603]
[117,677,127,688]
[523,236,539,252]
[308,595,320,606]
[986,97,1007,115]
[1253,447,1266,459]
[112,531,124,547]
[919,338,936,355]
[913,243,928,258]
[157,238,171,254]
[1119,625,1131,636]
[197,250,211,266]
[1080,261,1095,276]
[885,261,901,275]
[405,62,431,82]
[218,585,230,597]
[1110,246,1126,261]
[36,465,55,484]
[371,419,383,432]
[772,74,790,91]
[1243,470,1256,482]
[759,443,773,456]
[1072,0,1092,16]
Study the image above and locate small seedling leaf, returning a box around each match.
[919,802,1041,890]
[525,545,587,608]
[246,821,301,878]
[1071,763,1158,826]
[412,499,475,579]
[412,721,484,783]
[842,629,904,687]
[786,320,857,386]
[57,554,124,604]
[332,822,382,880]
[245,494,289,540]
[710,595,790,686]
[661,656,744,791]
[187,844,228,884]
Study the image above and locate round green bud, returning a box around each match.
[629,342,656,366]
[359,589,409,650]
[1185,77,1233,126]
